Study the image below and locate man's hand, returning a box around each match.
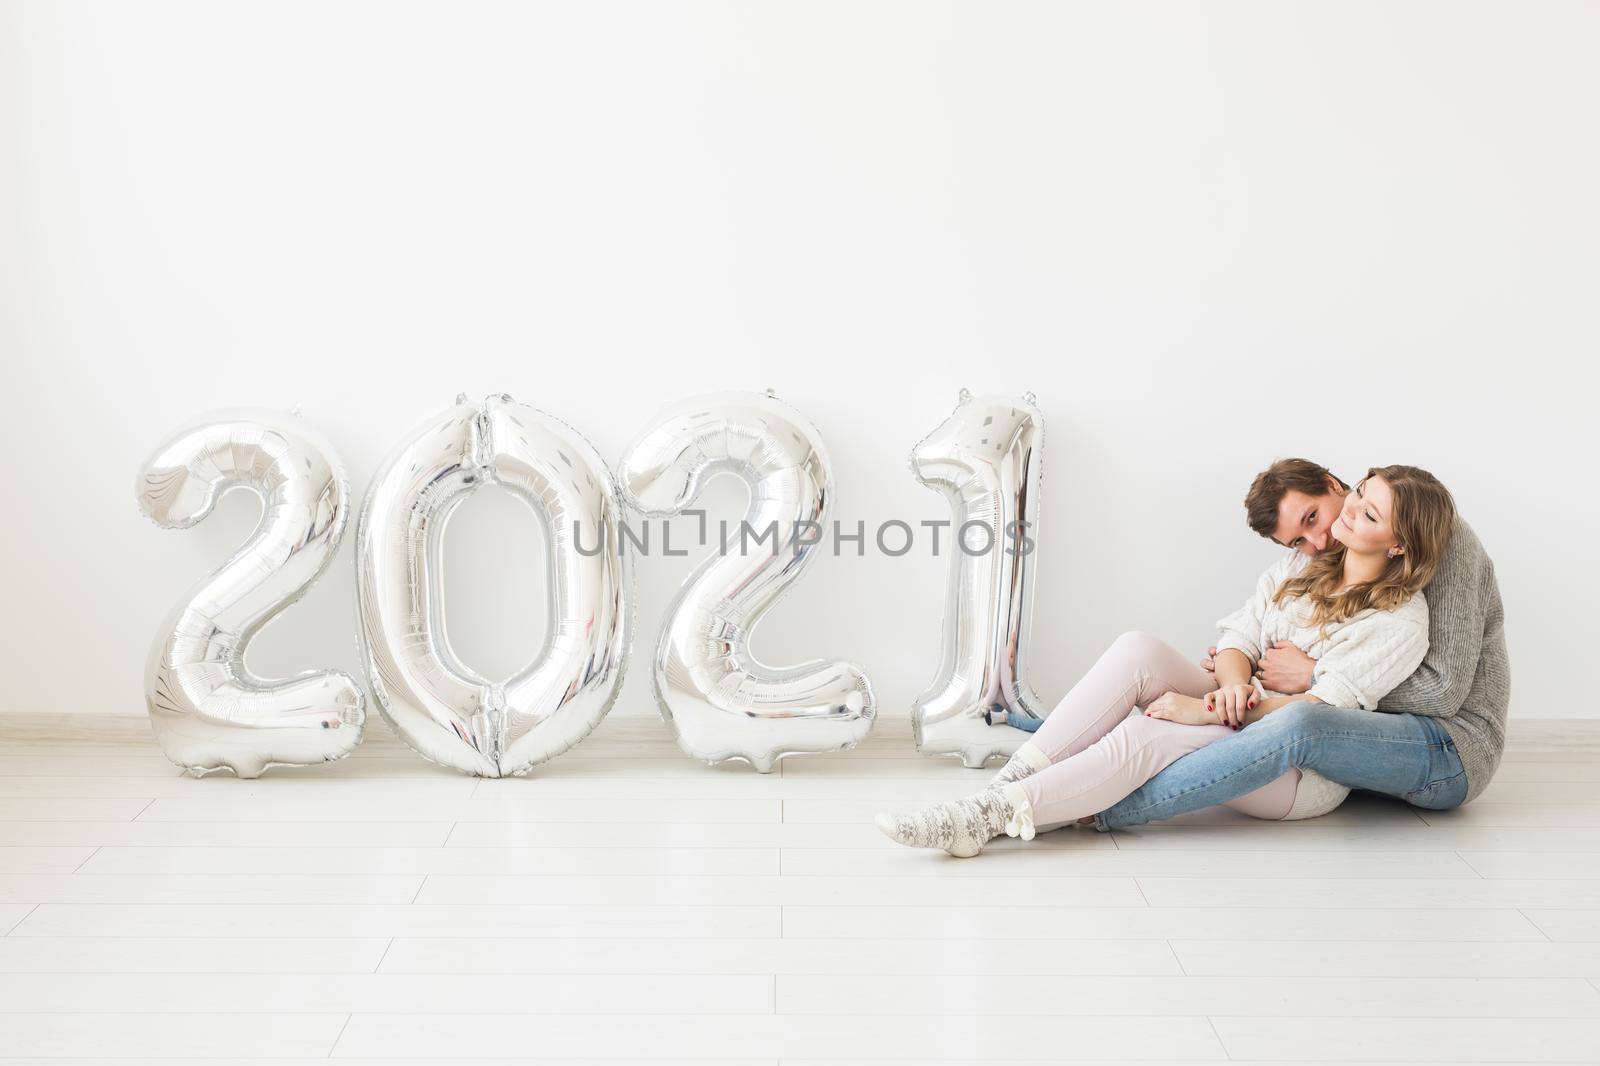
[1205,683,1256,729]
[1200,646,1218,676]
[1257,641,1315,694]
[1144,692,1223,727]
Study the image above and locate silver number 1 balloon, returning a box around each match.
[619,391,876,772]
[136,410,365,777]
[910,390,1047,766]
[356,394,632,777]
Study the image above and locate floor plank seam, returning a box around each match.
[327,1010,352,1058]
[2,902,38,936]
[1204,1015,1232,1060]
[5,1009,1599,1018]
[1519,908,1555,941]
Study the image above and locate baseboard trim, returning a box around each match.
[2,710,1596,753]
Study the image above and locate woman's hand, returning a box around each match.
[1144,692,1219,727]
[1205,683,1257,729]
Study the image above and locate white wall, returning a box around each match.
[2,1,1594,723]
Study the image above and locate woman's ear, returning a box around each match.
[1387,545,1406,559]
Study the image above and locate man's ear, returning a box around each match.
[1326,473,1346,496]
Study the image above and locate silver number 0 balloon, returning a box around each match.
[356,394,632,777]
[910,390,1047,766]
[136,410,366,777]
[619,391,876,771]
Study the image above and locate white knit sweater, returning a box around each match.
[1214,552,1431,819]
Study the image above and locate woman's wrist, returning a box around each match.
[1213,648,1254,688]
[1241,694,1316,726]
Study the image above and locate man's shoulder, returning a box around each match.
[1426,513,1495,596]
[1450,514,1487,557]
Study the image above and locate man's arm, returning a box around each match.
[1258,641,1316,694]
[1379,518,1494,720]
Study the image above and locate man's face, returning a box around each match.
[1271,485,1344,556]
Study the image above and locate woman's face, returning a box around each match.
[1330,474,1400,556]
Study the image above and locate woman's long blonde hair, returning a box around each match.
[1272,464,1456,627]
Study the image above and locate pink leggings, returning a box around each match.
[1018,631,1301,829]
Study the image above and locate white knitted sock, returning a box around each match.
[874,787,1018,858]
[986,741,1052,789]
[999,781,1036,840]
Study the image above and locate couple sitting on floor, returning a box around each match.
[876,458,1510,857]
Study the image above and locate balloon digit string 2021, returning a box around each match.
[136,390,1043,776]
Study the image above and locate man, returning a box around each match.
[1088,458,1509,832]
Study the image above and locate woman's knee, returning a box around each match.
[1224,769,1302,820]
[1108,629,1172,662]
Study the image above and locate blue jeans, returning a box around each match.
[1093,700,1469,831]
[1006,711,1043,732]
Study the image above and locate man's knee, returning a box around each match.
[1258,699,1334,739]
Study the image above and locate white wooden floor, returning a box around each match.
[1,714,1599,1064]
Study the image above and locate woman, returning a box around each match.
[876,464,1456,857]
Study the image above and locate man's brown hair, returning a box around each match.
[1244,458,1349,540]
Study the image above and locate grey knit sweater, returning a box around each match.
[1378,515,1509,804]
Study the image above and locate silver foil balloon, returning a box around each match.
[136,410,365,777]
[910,390,1047,767]
[619,391,876,772]
[356,394,632,777]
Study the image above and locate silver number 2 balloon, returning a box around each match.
[619,391,876,772]
[356,394,632,777]
[910,390,1047,766]
[136,410,366,777]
